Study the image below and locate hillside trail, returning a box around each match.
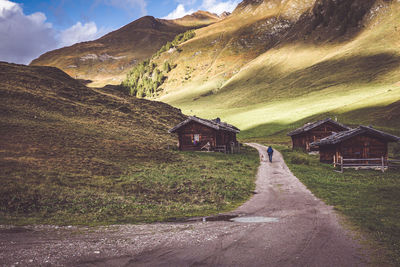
[0,144,369,266]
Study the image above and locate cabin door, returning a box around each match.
[216,132,223,146]
[363,141,370,158]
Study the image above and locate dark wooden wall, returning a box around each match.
[177,121,237,151]
[292,122,348,151]
[340,135,388,159]
[319,134,388,163]
[319,145,337,163]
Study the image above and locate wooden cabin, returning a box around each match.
[311,126,399,163]
[169,116,240,151]
[287,118,350,152]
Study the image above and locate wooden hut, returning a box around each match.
[311,126,399,163]
[169,116,240,152]
[287,118,350,151]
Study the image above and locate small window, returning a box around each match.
[193,134,200,145]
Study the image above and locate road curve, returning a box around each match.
[0,144,368,266]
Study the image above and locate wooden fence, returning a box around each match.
[334,156,400,173]
[214,142,241,154]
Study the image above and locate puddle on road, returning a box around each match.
[177,215,279,223]
[204,214,238,222]
[181,214,238,223]
[230,216,279,223]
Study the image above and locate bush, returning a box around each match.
[290,154,310,165]
[122,29,196,98]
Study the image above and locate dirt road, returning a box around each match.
[0,144,368,266]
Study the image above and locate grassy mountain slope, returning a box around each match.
[30,12,221,87]
[0,62,260,225]
[155,0,400,141]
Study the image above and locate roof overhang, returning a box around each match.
[312,126,400,146]
[287,118,350,136]
[169,116,240,134]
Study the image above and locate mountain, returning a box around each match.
[175,10,223,26]
[152,0,400,139]
[0,61,184,173]
[0,61,186,222]
[30,12,221,87]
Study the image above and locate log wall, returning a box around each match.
[319,134,388,163]
[177,121,237,151]
[292,122,348,151]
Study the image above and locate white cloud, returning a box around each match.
[200,0,240,15]
[0,0,109,64]
[163,4,195,19]
[0,0,57,64]
[59,21,105,48]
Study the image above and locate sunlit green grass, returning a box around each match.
[162,80,400,142]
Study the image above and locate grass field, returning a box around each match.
[280,146,400,265]
[1,147,258,226]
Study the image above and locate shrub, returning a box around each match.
[122,29,196,98]
[290,154,310,165]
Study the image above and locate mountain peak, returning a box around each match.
[176,10,220,21]
[171,10,221,27]
[30,11,219,86]
[219,11,231,19]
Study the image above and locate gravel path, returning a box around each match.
[0,144,368,266]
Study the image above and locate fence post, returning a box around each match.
[341,157,343,173]
[381,156,385,173]
[333,155,336,168]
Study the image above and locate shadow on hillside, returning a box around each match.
[275,52,400,91]
[339,100,400,132]
[219,52,400,107]
[233,0,381,56]
[286,0,379,44]
[239,115,326,144]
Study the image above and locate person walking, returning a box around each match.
[267,146,274,163]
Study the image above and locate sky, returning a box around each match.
[0,0,240,65]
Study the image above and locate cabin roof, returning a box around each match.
[168,116,240,133]
[311,126,400,146]
[287,118,350,136]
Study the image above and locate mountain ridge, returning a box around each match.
[30,11,222,86]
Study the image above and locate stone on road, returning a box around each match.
[0,143,368,266]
